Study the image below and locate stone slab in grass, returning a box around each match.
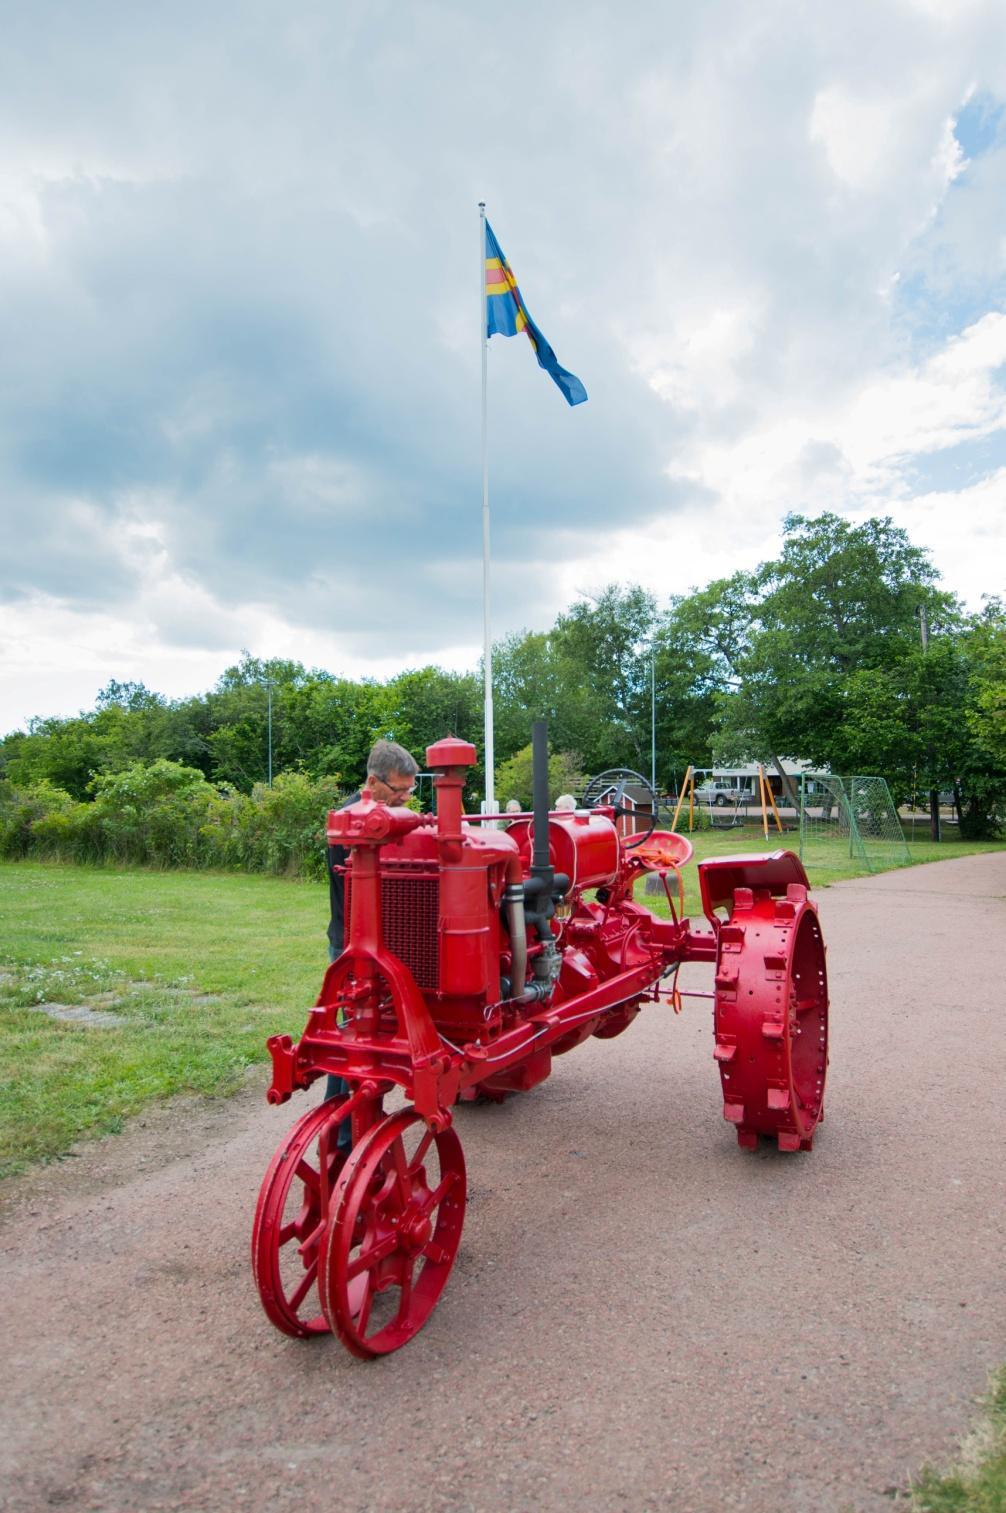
[30,1003,130,1028]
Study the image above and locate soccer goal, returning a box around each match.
[798,774,909,873]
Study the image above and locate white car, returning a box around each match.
[695,780,740,807]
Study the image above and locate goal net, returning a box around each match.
[798,774,909,873]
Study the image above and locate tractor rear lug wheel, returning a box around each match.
[713,886,829,1152]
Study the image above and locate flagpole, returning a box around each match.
[479,201,495,811]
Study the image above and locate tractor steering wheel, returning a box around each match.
[580,767,658,849]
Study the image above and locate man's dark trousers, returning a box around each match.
[324,791,360,1155]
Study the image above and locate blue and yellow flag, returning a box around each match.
[485,221,587,407]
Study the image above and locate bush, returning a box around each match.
[0,780,84,859]
[87,760,211,866]
[0,761,350,877]
[199,771,347,878]
[494,745,587,811]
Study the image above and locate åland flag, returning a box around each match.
[484,221,588,406]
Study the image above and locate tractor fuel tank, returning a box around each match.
[506,812,619,891]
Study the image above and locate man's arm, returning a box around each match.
[327,791,360,951]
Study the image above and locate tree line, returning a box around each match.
[1,512,1003,870]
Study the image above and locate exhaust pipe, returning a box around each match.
[531,718,553,894]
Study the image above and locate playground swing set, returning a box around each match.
[671,765,787,837]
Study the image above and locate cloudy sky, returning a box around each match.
[2,0,1005,734]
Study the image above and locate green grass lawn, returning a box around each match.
[640,819,1005,922]
[910,1368,1006,1511]
[0,865,326,1177]
[1,827,1004,1177]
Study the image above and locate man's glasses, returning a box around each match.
[379,778,416,799]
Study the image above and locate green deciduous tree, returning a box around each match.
[494,745,587,811]
[383,667,482,760]
[1,516,1001,844]
[550,584,658,771]
[966,599,1006,768]
[493,586,663,780]
[713,513,958,770]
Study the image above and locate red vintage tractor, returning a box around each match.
[253,724,829,1359]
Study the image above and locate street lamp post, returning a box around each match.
[264,679,275,788]
[650,646,656,793]
[917,605,940,842]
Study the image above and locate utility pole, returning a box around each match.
[265,679,275,789]
[650,646,656,793]
[918,605,940,842]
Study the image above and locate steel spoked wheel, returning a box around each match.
[581,767,658,848]
[320,1110,466,1359]
[252,1100,349,1338]
[713,886,829,1152]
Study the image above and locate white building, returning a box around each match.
[691,760,823,802]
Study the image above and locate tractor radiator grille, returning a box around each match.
[344,870,440,991]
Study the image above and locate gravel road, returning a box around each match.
[2,852,1004,1513]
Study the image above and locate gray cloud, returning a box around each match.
[1,0,1006,720]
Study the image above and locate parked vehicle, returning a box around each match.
[695,780,740,807]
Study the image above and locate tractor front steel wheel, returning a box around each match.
[713,883,829,1151]
[252,1099,348,1337]
[319,1109,466,1358]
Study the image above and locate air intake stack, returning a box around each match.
[530,719,553,896]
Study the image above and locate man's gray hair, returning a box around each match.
[367,739,419,781]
